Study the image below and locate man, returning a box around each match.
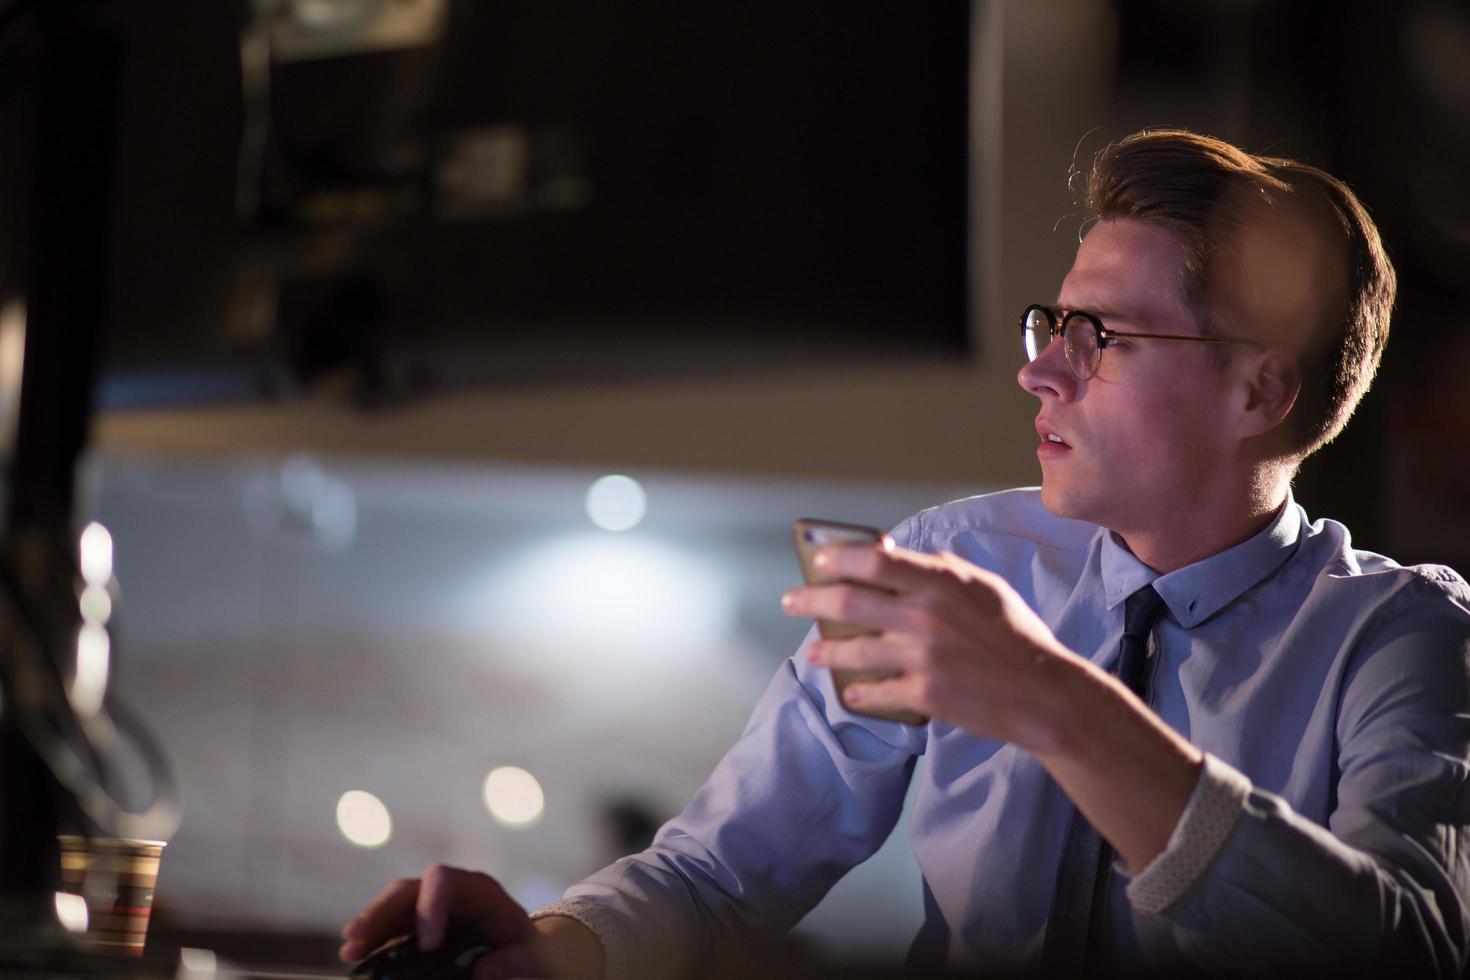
[339,130,1470,978]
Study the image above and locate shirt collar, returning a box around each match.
[1098,492,1303,628]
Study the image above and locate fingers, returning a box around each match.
[417,865,534,951]
[810,636,928,716]
[782,544,959,626]
[814,541,943,592]
[814,541,1007,603]
[339,866,535,964]
[807,634,908,674]
[783,580,915,634]
[842,674,924,716]
[340,877,421,961]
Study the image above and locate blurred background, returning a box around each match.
[2,0,1468,970]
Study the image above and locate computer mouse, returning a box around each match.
[348,926,495,980]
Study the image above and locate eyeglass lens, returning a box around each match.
[1022,307,1101,380]
[1022,308,1051,362]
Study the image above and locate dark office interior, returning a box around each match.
[1,1,1466,977]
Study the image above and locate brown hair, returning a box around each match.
[1076,128,1396,460]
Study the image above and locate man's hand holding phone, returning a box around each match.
[789,519,926,726]
[785,519,1076,746]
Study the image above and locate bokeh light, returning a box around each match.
[79,522,113,586]
[70,623,111,717]
[585,475,646,531]
[54,891,88,934]
[483,766,545,826]
[336,790,392,848]
[79,583,112,625]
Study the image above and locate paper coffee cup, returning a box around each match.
[57,835,166,957]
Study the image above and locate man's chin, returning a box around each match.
[1039,481,1103,525]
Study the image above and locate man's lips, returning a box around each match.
[1035,420,1072,449]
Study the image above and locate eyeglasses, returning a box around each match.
[1020,304,1250,381]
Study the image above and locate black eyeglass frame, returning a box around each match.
[1020,304,1253,381]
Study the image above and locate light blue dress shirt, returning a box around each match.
[548,489,1470,978]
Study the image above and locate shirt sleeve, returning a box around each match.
[1125,753,1252,914]
[1138,571,1470,978]
[528,900,629,980]
[527,517,929,980]
[540,640,926,980]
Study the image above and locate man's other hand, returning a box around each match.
[340,865,585,980]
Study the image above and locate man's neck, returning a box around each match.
[1114,471,1291,574]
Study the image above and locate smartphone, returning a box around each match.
[791,518,926,726]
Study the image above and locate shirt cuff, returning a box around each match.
[530,900,620,980]
[1124,752,1253,914]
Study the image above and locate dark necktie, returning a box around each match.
[1039,584,1167,977]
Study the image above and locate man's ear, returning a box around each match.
[1237,350,1300,439]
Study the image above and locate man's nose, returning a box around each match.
[1016,334,1079,401]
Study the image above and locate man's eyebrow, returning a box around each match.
[1050,300,1134,321]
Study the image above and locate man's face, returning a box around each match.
[1016,219,1241,533]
